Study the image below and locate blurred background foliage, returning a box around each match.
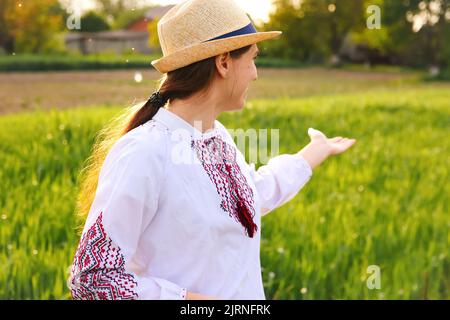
[0,0,448,76]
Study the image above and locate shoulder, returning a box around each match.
[214,118,227,132]
[100,121,170,180]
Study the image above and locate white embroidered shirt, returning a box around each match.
[68,107,313,300]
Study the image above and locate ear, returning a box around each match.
[215,52,232,78]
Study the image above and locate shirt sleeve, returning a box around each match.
[247,153,313,216]
[68,130,187,300]
[214,120,313,217]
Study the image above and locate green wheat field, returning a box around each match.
[0,70,449,299]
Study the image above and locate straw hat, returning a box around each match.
[150,0,282,73]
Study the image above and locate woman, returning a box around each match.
[68,0,356,300]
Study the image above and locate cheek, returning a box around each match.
[245,63,257,82]
[231,62,255,98]
[250,62,257,80]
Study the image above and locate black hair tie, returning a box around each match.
[148,91,167,107]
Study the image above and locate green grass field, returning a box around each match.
[0,73,448,299]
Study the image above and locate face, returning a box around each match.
[215,44,259,111]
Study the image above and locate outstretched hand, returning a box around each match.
[297,128,357,170]
[307,128,356,156]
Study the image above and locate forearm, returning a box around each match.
[296,141,330,171]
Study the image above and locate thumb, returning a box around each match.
[308,127,327,140]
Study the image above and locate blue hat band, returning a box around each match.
[203,22,257,42]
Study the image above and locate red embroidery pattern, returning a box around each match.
[191,136,258,238]
[69,212,138,300]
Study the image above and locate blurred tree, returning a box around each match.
[351,0,449,68]
[262,0,367,63]
[79,11,110,32]
[0,0,64,54]
[148,17,161,53]
[114,7,153,30]
[95,0,141,24]
[304,0,366,60]
[263,0,449,69]
[441,3,450,70]
[0,0,15,53]
[410,0,450,68]
[260,0,325,62]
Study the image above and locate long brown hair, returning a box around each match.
[75,45,253,232]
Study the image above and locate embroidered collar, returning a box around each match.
[153,107,221,140]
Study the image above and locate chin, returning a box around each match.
[239,97,247,108]
[227,101,245,111]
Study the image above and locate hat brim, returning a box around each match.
[151,31,282,73]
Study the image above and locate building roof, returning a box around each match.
[144,5,175,20]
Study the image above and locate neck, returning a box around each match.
[166,91,222,133]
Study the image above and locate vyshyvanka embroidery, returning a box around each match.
[191,136,258,238]
[69,212,138,300]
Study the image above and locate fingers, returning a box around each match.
[308,129,357,149]
[342,138,357,147]
[334,138,357,152]
[333,137,356,143]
